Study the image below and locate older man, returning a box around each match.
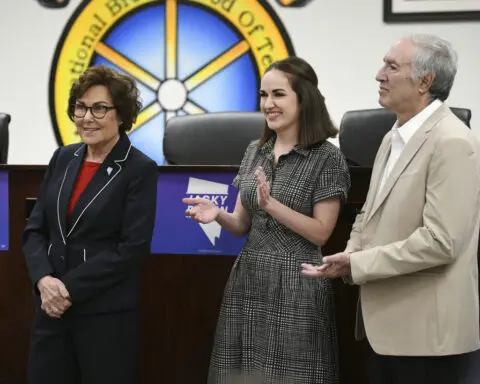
[302,35,480,383]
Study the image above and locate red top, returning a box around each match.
[67,161,101,220]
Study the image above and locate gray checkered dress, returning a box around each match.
[208,137,351,384]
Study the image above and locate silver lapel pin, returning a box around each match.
[107,166,113,176]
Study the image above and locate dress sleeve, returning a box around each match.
[312,147,351,204]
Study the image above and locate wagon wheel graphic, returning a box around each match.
[50,0,294,164]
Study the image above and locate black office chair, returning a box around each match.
[163,112,265,165]
[338,107,471,167]
[0,113,11,164]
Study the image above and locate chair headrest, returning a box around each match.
[163,112,265,165]
[339,106,472,167]
[0,113,10,164]
[450,107,472,127]
[0,113,11,126]
[338,108,394,167]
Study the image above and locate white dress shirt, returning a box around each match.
[377,99,443,195]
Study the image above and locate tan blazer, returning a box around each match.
[346,103,480,356]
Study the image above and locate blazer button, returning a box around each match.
[60,256,65,261]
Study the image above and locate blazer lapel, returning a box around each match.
[362,132,391,221]
[365,104,449,225]
[57,145,85,244]
[67,134,132,238]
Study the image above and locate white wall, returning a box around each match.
[1,0,479,164]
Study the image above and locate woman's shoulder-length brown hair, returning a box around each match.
[258,56,338,148]
[67,65,142,134]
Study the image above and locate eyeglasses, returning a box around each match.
[73,103,116,119]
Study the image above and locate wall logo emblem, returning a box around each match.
[49,0,295,164]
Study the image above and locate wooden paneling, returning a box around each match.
[0,165,373,384]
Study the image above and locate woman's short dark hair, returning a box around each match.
[258,56,338,147]
[67,65,142,133]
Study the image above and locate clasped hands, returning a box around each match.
[37,276,71,318]
[254,166,272,209]
[301,251,353,279]
[183,166,273,222]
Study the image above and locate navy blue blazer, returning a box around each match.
[22,133,158,314]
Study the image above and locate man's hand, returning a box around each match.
[37,276,71,318]
[301,252,352,279]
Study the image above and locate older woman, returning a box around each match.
[23,65,158,384]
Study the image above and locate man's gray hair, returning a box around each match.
[407,34,458,101]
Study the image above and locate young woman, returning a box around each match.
[184,57,351,383]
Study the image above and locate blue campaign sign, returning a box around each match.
[0,172,8,251]
[151,170,246,255]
